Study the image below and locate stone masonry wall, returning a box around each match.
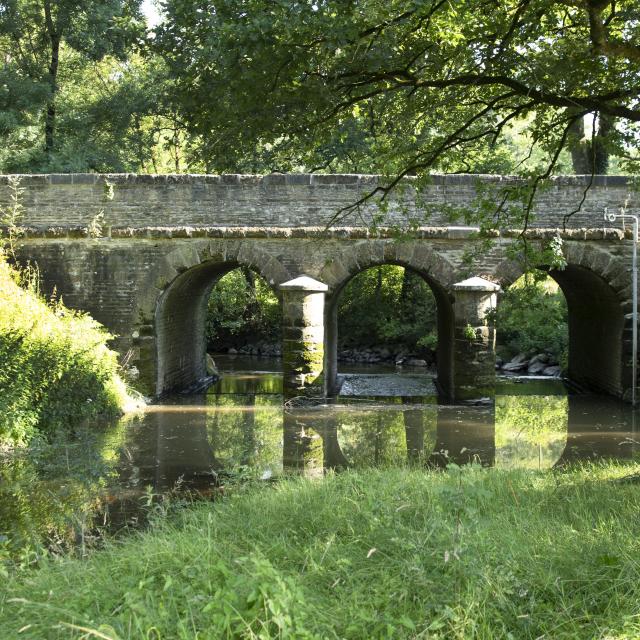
[0,173,637,231]
[12,233,634,400]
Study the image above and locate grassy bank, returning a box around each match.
[2,463,640,639]
[0,256,129,446]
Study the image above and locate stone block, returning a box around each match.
[49,174,74,184]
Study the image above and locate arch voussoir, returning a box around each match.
[393,242,416,265]
[165,245,200,274]
[369,240,386,264]
[353,242,374,270]
[320,259,352,290]
[261,256,291,286]
[563,242,586,267]
[197,240,226,262]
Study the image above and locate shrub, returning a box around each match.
[206,268,281,351]
[0,256,127,446]
[495,274,568,363]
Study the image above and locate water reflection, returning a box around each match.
[430,405,496,467]
[120,407,221,491]
[281,406,438,473]
[2,362,640,560]
[495,395,568,469]
[557,396,638,465]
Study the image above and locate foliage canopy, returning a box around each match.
[156,0,640,221]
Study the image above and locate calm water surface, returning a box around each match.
[2,355,639,555]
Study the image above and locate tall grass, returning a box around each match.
[0,255,128,446]
[2,463,640,639]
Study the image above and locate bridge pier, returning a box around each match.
[451,277,500,401]
[280,276,328,399]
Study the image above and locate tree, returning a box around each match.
[568,112,614,174]
[156,0,640,226]
[0,0,144,164]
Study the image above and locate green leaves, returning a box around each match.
[338,265,438,354]
[206,268,282,350]
[152,0,640,223]
[0,257,126,446]
[0,0,149,172]
[495,272,568,364]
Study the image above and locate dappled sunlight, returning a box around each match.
[495,395,569,469]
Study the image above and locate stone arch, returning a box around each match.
[153,240,290,395]
[320,239,458,396]
[493,242,630,398]
[319,239,458,293]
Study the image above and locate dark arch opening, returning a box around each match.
[496,263,626,397]
[325,262,454,397]
[549,264,625,396]
[155,261,280,396]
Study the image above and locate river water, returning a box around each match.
[2,356,638,557]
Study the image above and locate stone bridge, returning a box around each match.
[2,173,637,401]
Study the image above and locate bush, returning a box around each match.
[338,266,438,353]
[495,274,568,363]
[0,257,127,446]
[206,268,281,351]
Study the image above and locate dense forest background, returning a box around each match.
[207,266,568,368]
[1,1,637,177]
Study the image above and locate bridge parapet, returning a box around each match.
[0,173,636,232]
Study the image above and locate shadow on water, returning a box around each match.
[2,356,639,558]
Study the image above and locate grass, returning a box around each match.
[0,255,130,446]
[2,463,640,639]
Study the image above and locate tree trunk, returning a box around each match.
[242,267,259,323]
[569,116,590,174]
[569,113,612,175]
[43,1,60,156]
[173,111,181,172]
[593,113,613,175]
[399,267,410,304]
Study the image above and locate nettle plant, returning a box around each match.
[0,176,25,261]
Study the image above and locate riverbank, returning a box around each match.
[0,256,132,446]
[3,462,640,639]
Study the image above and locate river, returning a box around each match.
[1,355,638,559]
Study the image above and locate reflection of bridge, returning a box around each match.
[5,173,638,401]
[116,395,637,487]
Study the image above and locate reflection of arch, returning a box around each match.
[555,396,636,466]
[320,241,458,396]
[494,243,628,398]
[154,241,290,395]
[117,401,222,491]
